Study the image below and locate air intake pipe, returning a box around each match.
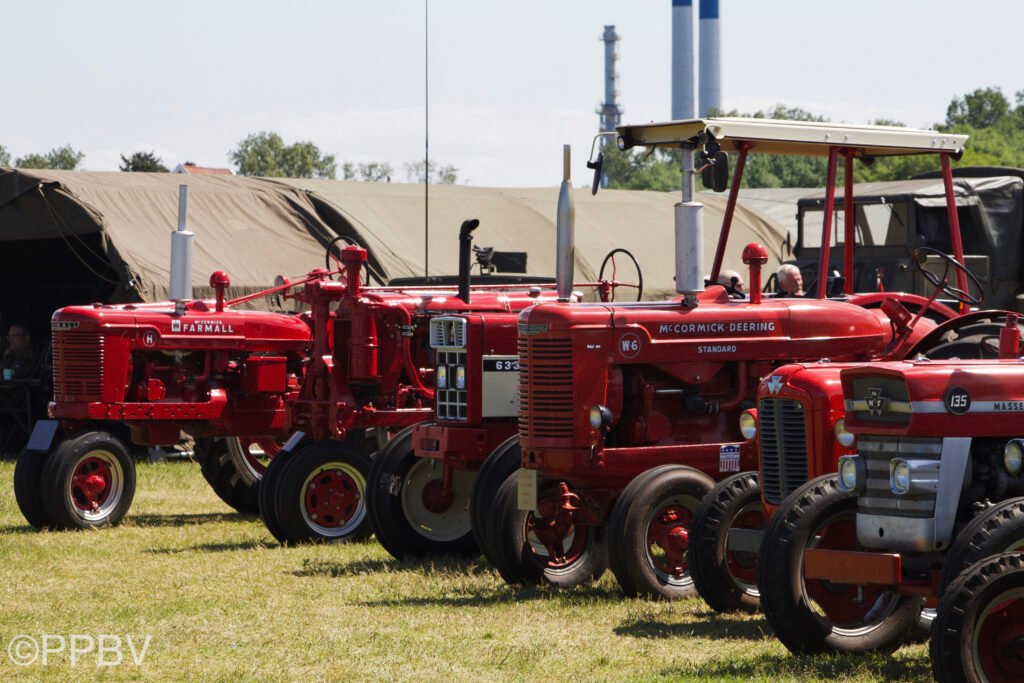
[458,219,480,304]
[557,145,575,301]
[676,145,704,307]
[169,184,194,314]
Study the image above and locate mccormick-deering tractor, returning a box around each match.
[755,304,1024,660]
[365,148,643,560]
[481,117,967,598]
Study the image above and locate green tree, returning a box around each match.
[16,144,85,170]
[403,159,458,184]
[119,151,169,172]
[0,144,10,167]
[230,131,337,179]
[946,87,1010,129]
[358,162,393,182]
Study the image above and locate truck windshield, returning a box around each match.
[800,203,909,249]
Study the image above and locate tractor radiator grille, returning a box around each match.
[758,398,809,505]
[857,436,940,519]
[435,350,467,421]
[53,330,104,401]
[518,337,573,440]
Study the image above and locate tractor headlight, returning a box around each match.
[455,366,466,390]
[739,411,758,440]
[589,404,613,431]
[436,365,448,389]
[1004,440,1024,476]
[834,418,856,448]
[837,455,863,492]
[890,459,911,495]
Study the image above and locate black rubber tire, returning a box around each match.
[939,497,1024,594]
[258,446,295,544]
[197,438,260,515]
[272,440,373,544]
[931,552,1024,683]
[486,474,607,587]
[608,465,716,600]
[14,442,64,528]
[689,471,764,613]
[367,425,477,559]
[758,474,921,655]
[469,435,521,564]
[40,431,136,530]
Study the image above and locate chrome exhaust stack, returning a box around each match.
[676,145,704,307]
[556,145,575,302]
[169,184,194,314]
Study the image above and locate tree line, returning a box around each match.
[0,131,459,184]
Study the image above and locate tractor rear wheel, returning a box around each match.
[608,465,715,600]
[469,435,521,564]
[487,474,607,587]
[40,431,136,530]
[688,471,764,612]
[940,497,1024,594]
[367,426,477,559]
[931,552,1024,683]
[758,474,920,654]
[197,437,281,515]
[14,442,63,528]
[271,440,372,544]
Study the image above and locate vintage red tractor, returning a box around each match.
[477,117,969,598]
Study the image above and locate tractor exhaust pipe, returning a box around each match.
[169,184,194,314]
[457,218,480,304]
[676,145,704,307]
[557,144,575,302]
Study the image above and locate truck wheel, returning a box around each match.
[931,552,1024,683]
[197,437,278,515]
[14,442,64,528]
[258,447,296,544]
[469,435,521,564]
[758,474,920,654]
[688,471,764,612]
[40,431,136,530]
[940,497,1024,594]
[367,426,477,559]
[608,465,715,600]
[487,474,607,587]
[271,440,372,544]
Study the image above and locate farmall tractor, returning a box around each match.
[478,117,970,598]
[365,149,643,559]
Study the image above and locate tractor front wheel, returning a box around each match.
[486,474,607,587]
[197,436,281,515]
[469,435,521,564]
[932,552,1024,683]
[688,471,764,612]
[270,440,372,544]
[15,441,64,528]
[40,431,136,530]
[608,465,715,600]
[940,497,1024,594]
[367,426,477,559]
[758,474,920,655]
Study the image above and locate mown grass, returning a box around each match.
[0,460,930,681]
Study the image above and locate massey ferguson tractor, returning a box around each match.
[751,305,1024,661]
[365,149,642,560]
[478,117,969,598]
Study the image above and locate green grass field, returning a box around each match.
[0,460,931,681]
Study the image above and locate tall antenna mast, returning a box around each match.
[424,0,430,277]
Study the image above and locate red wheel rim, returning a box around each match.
[525,493,588,571]
[646,503,693,581]
[302,464,362,531]
[975,590,1024,683]
[802,514,898,629]
[725,505,764,587]
[71,456,114,511]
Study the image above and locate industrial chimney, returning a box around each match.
[671,0,695,120]
[698,0,721,116]
[598,25,623,133]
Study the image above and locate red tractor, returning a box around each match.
[478,117,968,598]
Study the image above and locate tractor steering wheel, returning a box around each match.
[597,248,644,302]
[911,247,983,307]
[325,236,371,286]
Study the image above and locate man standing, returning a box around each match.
[2,323,35,380]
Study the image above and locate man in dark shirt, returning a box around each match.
[2,323,34,380]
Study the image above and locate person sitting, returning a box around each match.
[717,269,746,299]
[776,264,805,297]
[2,323,35,380]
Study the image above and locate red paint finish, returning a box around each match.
[304,468,360,528]
[976,596,1024,683]
[71,457,113,512]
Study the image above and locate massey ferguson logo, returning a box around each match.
[865,388,888,417]
[766,376,784,395]
[170,319,236,334]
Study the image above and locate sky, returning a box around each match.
[3,0,1023,187]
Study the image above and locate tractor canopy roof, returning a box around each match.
[616,117,968,158]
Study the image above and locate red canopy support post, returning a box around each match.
[843,150,855,295]
[709,143,751,283]
[940,152,969,312]
[816,146,839,299]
